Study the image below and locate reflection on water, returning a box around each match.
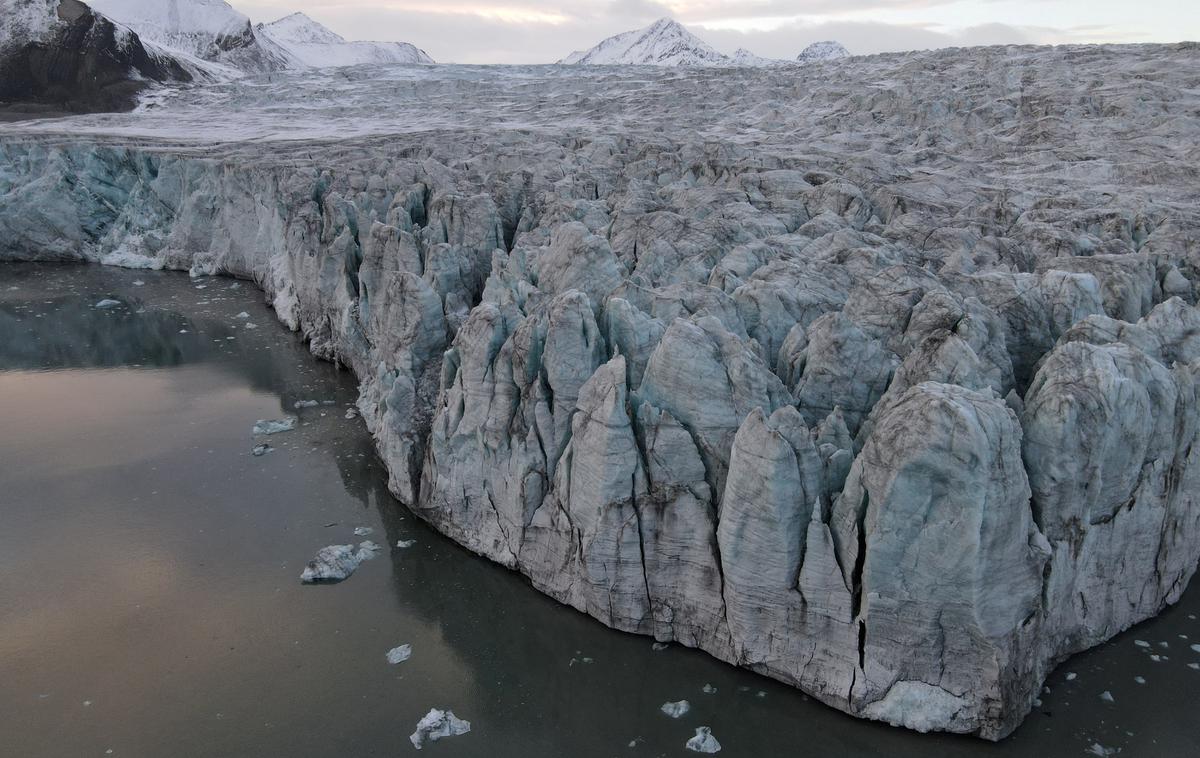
[1,263,1199,758]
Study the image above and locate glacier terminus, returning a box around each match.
[2,0,1200,745]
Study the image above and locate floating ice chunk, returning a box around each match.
[95,299,122,309]
[1100,690,1114,702]
[661,700,690,718]
[1086,744,1118,757]
[409,709,471,749]
[397,539,417,548]
[685,726,722,753]
[1134,640,1150,648]
[652,642,669,651]
[1189,663,1200,670]
[387,644,413,664]
[354,527,374,536]
[253,417,297,435]
[245,323,258,329]
[1190,644,1200,654]
[252,444,273,457]
[701,683,717,694]
[1149,654,1163,662]
[300,541,380,583]
[235,312,251,319]
[345,408,360,420]
[1134,676,1146,684]
[293,400,321,409]
[133,280,145,286]
[1066,672,1077,681]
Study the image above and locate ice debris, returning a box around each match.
[293,400,321,409]
[386,644,413,664]
[409,709,471,749]
[94,299,121,309]
[1190,644,1200,654]
[300,541,381,583]
[253,417,297,435]
[235,312,250,319]
[354,527,374,536]
[252,444,273,456]
[701,684,717,694]
[397,539,417,549]
[685,726,722,753]
[661,700,690,718]
[652,642,669,651]
[1100,691,1114,702]
[1087,744,1119,757]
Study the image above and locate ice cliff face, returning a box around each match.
[0,0,193,115]
[3,43,1200,740]
[255,12,433,67]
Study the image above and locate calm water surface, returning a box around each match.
[1,263,1198,757]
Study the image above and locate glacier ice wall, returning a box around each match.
[3,43,1200,739]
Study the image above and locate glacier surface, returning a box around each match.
[2,43,1200,740]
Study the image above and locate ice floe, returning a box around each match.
[253,417,297,435]
[660,700,690,718]
[300,541,381,583]
[409,709,471,749]
[386,644,413,665]
[685,726,722,753]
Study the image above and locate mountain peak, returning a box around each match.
[559,16,727,66]
[797,40,850,62]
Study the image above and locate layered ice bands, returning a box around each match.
[3,43,1200,740]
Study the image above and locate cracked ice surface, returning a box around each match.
[2,43,1200,740]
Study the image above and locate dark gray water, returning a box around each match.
[2,263,1198,758]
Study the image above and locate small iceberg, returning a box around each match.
[397,539,417,549]
[410,708,471,749]
[387,644,413,665]
[701,683,717,694]
[95,299,122,309]
[252,444,273,457]
[300,541,381,583]
[685,726,721,753]
[253,417,297,435]
[661,700,690,718]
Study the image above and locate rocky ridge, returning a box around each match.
[1,43,1199,739]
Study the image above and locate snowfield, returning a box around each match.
[2,42,1200,740]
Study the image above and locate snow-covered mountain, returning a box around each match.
[0,0,193,114]
[88,0,291,72]
[797,40,850,63]
[730,48,785,67]
[255,12,433,67]
[559,18,727,66]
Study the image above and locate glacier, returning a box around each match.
[2,43,1200,740]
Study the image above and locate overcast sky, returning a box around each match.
[235,0,1199,64]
